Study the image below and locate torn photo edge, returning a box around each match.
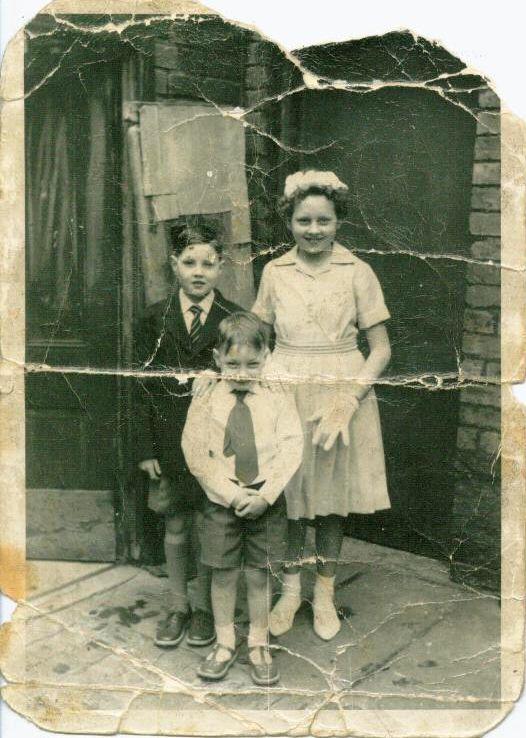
[0,1,525,736]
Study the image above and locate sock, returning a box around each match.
[164,532,189,613]
[269,571,301,636]
[280,571,301,600]
[248,626,271,665]
[247,625,269,649]
[312,573,340,640]
[190,563,213,613]
[213,624,236,661]
[313,573,335,603]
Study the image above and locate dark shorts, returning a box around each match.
[147,474,206,518]
[200,494,287,570]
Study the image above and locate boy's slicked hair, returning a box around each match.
[216,312,268,354]
[170,223,222,257]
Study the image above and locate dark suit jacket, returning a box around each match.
[134,289,241,481]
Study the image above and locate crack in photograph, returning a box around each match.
[0,2,524,736]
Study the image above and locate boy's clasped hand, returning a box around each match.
[232,490,269,519]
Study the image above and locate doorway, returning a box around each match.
[280,86,476,558]
[25,62,122,561]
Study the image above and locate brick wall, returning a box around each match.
[244,39,303,275]
[451,88,501,592]
[152,20,246,105]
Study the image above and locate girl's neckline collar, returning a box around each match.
[276,242,357,266]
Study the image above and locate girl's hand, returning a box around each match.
[138,458,162,480]
[309,395,360,452]
[192,371,219,398]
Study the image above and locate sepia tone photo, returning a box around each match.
[0,1,525,736]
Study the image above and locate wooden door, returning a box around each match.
[25,66,122,561]
[291,87,476,559]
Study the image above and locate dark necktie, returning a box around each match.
[223,390,259,484]
[188,304,203,348]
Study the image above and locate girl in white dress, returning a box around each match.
[252,170,392,641]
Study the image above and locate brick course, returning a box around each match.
[452,88,501,592]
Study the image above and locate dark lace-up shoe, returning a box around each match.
[187,609,216,647]
[154,610,190,648]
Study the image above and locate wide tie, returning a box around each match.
[223,390,259,484]
[188,304,203,348]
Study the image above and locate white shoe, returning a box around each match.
[312,574,341,641]
[312,598,341,640]
[269,595,301,636]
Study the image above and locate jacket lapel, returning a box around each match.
[166,291,192,354]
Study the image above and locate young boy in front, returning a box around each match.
[182,312,303,686]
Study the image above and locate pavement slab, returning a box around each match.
[9,538,500,721]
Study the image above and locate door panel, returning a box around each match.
[25,64,121,561]
[294,87,475,558]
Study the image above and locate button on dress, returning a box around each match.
[252,242,391,519]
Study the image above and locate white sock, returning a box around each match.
[313,573,335,603]
[312,574,340,641]
[214,624,235,657]
[280,572,301,600]
[269,572,301,636]
[248,626,271,664]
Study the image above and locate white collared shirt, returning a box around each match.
[179,289,215,332]
[182,380,303,508]
[252,242,390,345]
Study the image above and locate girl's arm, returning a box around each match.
[311,322,391,451]
[351,322,391,400]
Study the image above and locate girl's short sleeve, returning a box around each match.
[354,261,390,330]
[251,264,275,325]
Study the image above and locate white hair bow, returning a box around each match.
[283,170,348,199]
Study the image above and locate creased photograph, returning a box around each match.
[0,1,525,736]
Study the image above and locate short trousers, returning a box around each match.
[200,493,287,570]
[147,474,206,518]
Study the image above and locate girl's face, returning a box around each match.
[290,194,338,258]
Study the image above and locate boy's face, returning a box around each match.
[170,243,222,302]
[214,343,268,391]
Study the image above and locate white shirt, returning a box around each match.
[179,289,215,332]
[182,380,304,508]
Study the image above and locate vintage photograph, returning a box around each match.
[0,1,524,735]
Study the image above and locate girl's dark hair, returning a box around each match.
[278,184,349,220]
[216,312,268,354]
[170,223,222,257]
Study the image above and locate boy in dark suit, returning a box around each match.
[135,224,241,649]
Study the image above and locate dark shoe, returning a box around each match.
[187,609,216,647]
[197,643,237,681]
[248,646,280,686]
[154,610,190,648]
